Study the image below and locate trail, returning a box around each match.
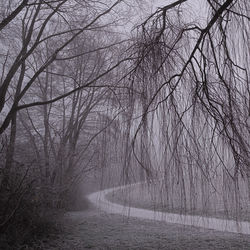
[35,185,250,249]
[87,183,250,235]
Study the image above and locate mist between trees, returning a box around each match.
[0,0,249,246]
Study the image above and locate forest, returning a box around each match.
[0,0,249,247]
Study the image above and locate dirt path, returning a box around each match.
[38,204,250,250]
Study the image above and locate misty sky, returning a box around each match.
[152,0,208,24]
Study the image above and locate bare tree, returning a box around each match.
[0,0,139,235]
[0,0,128,134]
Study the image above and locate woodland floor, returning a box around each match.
[11,202,250,250]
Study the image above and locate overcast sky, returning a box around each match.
[121,0,208,34]
[151,0,207,25]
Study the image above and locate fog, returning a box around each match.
[0,0,250,249]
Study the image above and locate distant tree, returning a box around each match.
[17,33,124,206]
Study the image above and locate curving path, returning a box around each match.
[87,183,250,235]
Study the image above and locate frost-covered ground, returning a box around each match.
[23,204,250,250]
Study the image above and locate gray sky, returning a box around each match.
[151,0,207,26]
[122,0,208,34]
